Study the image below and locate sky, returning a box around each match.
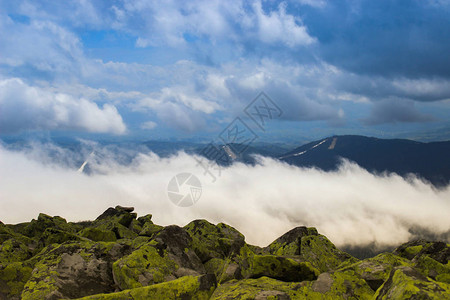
[1,0,450,142]
[1,0,450,247]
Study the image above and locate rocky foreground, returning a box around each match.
[0,206,449,299]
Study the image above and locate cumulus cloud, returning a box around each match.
[1,0,448,136]
[0,15,83,78]
[0,143,449,249]
[251,1,316,47]
[135,86,222,132]
[0,78,126,134]
[109,0,316,48]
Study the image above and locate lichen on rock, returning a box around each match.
[0,207,449,299]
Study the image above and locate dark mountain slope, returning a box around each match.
[280,135,450,186]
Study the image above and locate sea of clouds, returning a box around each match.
[0,142,449,250]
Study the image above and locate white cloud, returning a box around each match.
[0,78,126,134]
[0,144,448,249]
[109,0,315,48]
[252,1,316,47]
[140,120,157,130]
[297,0,327,8]
[133,83,223,132]
[391,78,450,101]
[0,16,83,76]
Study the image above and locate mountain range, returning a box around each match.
[277,135,450,187]
[1,135,449,187]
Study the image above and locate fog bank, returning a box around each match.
[0,143,449,249]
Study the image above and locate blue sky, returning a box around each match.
[1,0,450,142]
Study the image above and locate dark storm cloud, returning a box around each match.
[299,0,450,78]
[363,98,435,125]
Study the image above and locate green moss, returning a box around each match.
[21,259,60,300]
[405,245,423,256]
[210,275,369,299]
[137,214,153,225]
[436,273,450,284]
[112,242,178,290]
[0,238,31,263]
[130,236,152,249]
[139,222,163,237]
[205,258,227,279]
[23,214,75,239]
[374,267,450,299]
[336,252,410,291]
[75,275,216,300]
[266,226,318,256]
[327,271,373,299]
[17,239,125,299]
[266,228,356,274]
[299,235,357,273]
[87,210,140,241]
[184,219,245,263]
[0,264,18,282]
[413,255,450,282]
[210,277,299,299]
[243,254,319,282]
[40,227,82,245]
[80,227,117,242]
[0,262,33,297]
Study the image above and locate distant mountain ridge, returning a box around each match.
[279,135,450,187]
[1,135,449,186]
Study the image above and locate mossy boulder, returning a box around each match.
[211,274,374,299]
[308,271,374,299]
[40,228,83,246]
[95,206,137,227]
[82,207,139,241]
[1,207,449,299]
[243,255,319,282]
[139,222,163,237]
[210,276,302,299]
[412,255,450,284]
[374,266,450,299]
[113,225,205,290]
[112,241,179,290]
[22,214,75,239]
[266,226,319,255]
[76,274,217,300]
[184,219,246,263]
[80,227,117,242]
[336,252,411,291]
[0,238,32,263]
[394,240,450,264]
[266,227,357,273]
[21,241,132,299]
[0,262,33,300]
[299,235,357,273]
[205,258,243,284]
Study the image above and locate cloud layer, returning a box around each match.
[0,78,126,134]
[1,143,449,249]
[1,1,450,138]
